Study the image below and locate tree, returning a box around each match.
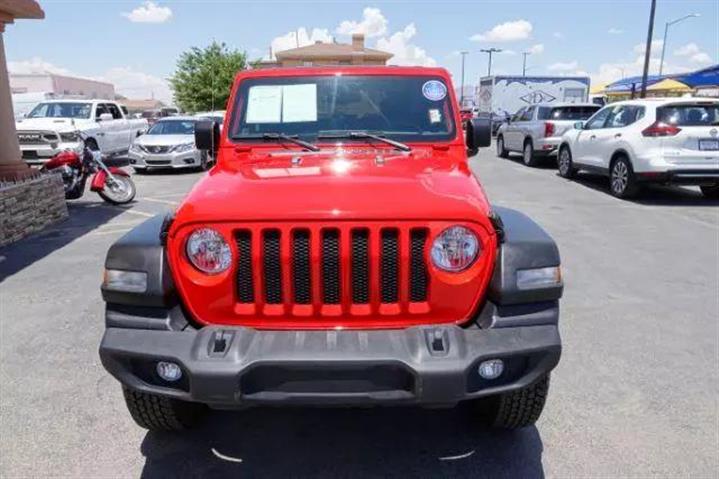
[169,41,247,112]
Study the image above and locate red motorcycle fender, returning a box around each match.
[90,167,129,192]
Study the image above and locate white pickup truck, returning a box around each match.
[15,99,148,165]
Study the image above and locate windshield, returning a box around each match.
[230,75,456,143]
[148,120,196,135]
[27,102,92,119]
[538,106,600,121]
[657,104,719,126]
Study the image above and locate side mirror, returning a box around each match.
[195,120,220,156]
[573,121,585,130]
[465,117,492,156]
[97,113,113,122]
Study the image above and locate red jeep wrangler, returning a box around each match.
[99,66,562,432]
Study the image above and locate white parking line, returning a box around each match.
[90,228,133,236]
[143,197,180,205]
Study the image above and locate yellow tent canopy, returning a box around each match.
[647,79,691,92]
[590,82,609,94]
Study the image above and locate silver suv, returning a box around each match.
[496,103,600,166]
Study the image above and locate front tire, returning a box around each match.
[522,140,539,167]
[98,174,136,204]
[557,146,575,179]
[480,375,551,429]
[199,151,210,171]
[123,387,206,432]
[700,184,719,199]
[496,136,509,158]
[610,155,640,199]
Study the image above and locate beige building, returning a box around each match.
[10,73,115,99]
[260,34,392,68]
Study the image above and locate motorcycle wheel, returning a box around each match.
[98,175,136,205]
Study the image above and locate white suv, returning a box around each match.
[557,98,719,198]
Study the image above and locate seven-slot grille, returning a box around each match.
[233,225,429,316]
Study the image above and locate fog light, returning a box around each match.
[156,361,182,382]
[478,359,504,380]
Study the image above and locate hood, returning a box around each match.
[15,117,90,132]
[173,146,492,225]
[135,134,194,146]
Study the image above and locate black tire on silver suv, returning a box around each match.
[557,145,575,179]
[479,375,551,429]
[609,154,640,199]
[496,136,509,158]
[522,140,539,167]
[122,387,206,432]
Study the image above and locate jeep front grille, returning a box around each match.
[233,224,429,316]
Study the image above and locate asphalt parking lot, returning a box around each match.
[1,145,718,478]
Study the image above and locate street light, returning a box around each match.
[659,13,700,75]
[459,51,469,107]
[522,52,531,76]
[639,0,657,98]
[480,48,502,76]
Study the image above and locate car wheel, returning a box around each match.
[477,375,551,429]
[122,386,206,432]
[496,136,509,158]
[522,140,538,167]
[610,155,640,199]
[700,184,719,199]
[557,146,575,179]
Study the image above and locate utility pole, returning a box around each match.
[640,0,657,98]
[459,51,468,107]
[659,13,700,75]
[522,52,531,76]
[480,48,502,77]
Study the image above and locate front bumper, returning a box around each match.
[129,149,201,169]
[99,306,561,408]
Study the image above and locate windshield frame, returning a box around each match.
[227,73,459,146]
[27,102,93,119]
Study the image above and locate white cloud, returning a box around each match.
[608,28,623,35]
[98,67,172,103]
[376,23,436,67]
[8,57,173,103]
[336,7,387,38]
[552,32,564,39]
[633,40,663,55]
[548,60,579,71]
[8,57,72,76]
[269,27,333,58]
[470,20,533,42]
[122,1,172,23]
[689,52,712,64]
[499,49,517,56]
[527,43,544,54]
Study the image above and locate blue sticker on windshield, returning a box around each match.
[422,80,447,101]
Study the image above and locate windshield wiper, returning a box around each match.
[318,131,411,152]
[233,132,320,151]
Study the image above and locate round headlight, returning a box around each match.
[186,228,232,274]
[431,226,480,272]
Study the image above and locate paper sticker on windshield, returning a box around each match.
[246,85,282,123]
[422,80,447,101]
[429,109,442,124]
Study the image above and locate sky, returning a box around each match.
[6,0,718,104]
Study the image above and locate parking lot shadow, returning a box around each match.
[139,406,545,478]
[0,201,126,282]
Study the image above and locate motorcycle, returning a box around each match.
[41,134,136,205]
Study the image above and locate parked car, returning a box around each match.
[99,66,564,433]
[557,98,719,198]
[141,107,180,127]
[496,103,601,166]
[194,110,226,130]
[128,116,212,172]
[15,99,148,165]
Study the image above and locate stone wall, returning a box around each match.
[0,173,68,247]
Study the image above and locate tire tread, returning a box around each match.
[122,387,204,432]
[492,375,550,429]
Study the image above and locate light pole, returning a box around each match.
[480,48,502,76]
[459,50,469,107]
[640,0,657,98]
[659,13,700,75]
[522,52,531,76]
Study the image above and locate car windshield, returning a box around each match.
[657,104,719,126]
[27,102,92,119]
[229,75,456,143]
[148,120,196,135]
[538,106,600,121]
